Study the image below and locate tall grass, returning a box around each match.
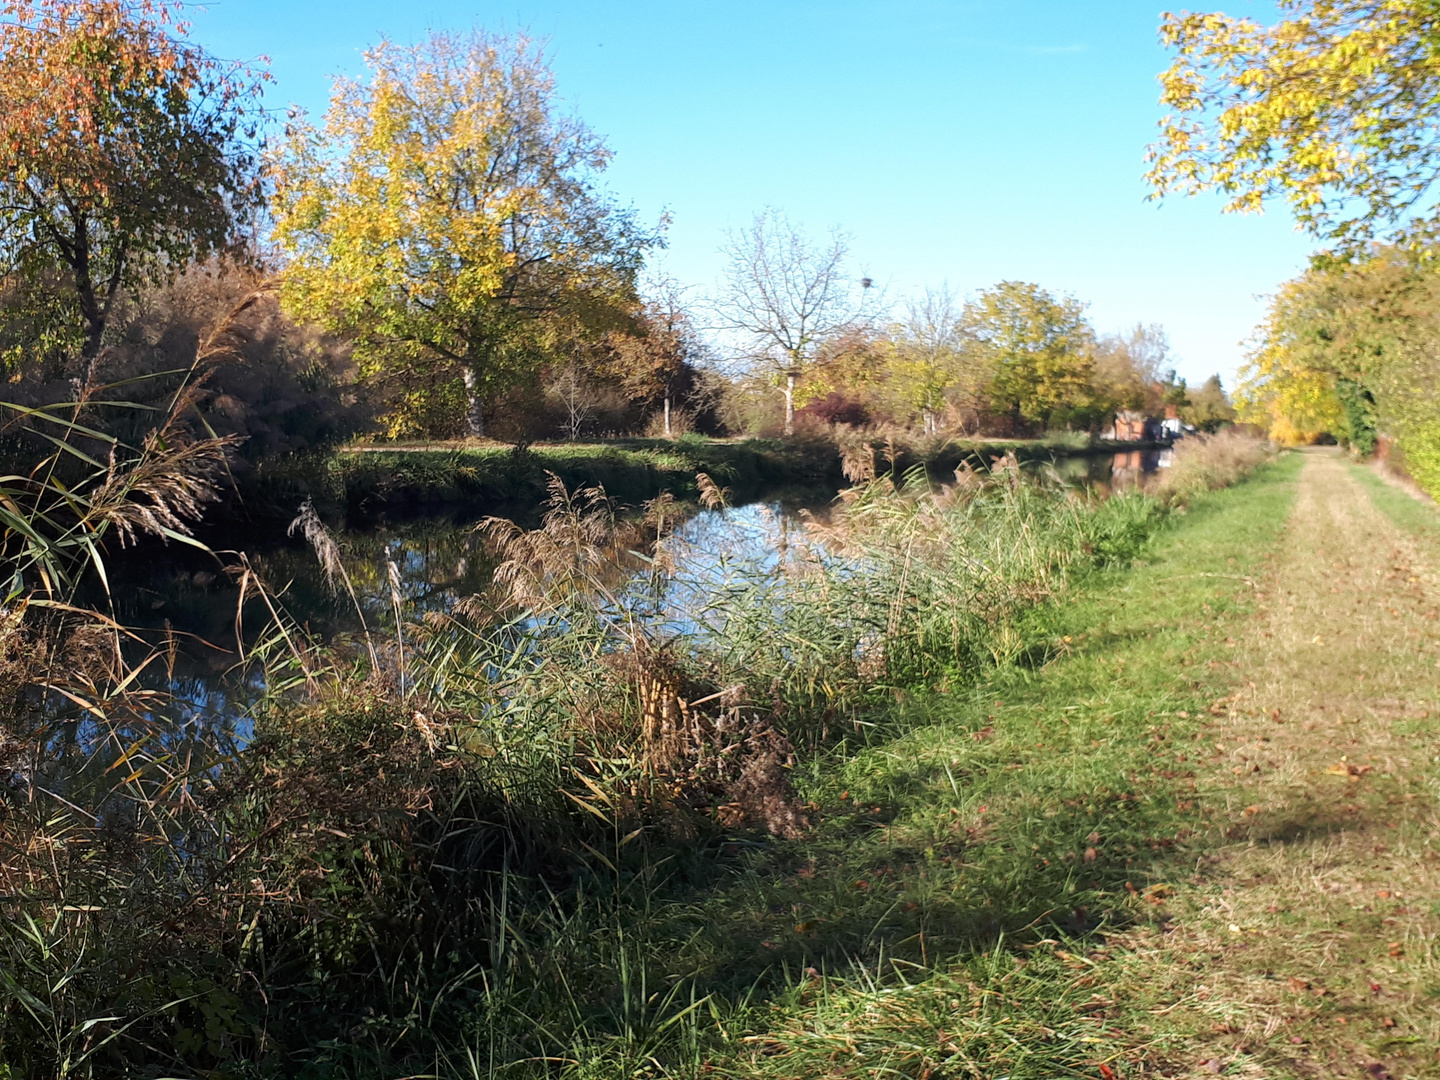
[1,450,1177,1077]
[1155,429,1277,503]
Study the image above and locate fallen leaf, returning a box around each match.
[1388,942,1404,957]
[1287,977,1309,992]
[1097,1065,1119,1080]
[1381,1017,1396,1028]
[1202,1059,1224,1074]
[1242,805,1261,817]
[971,726,995,741]
[1084,847,1098,863]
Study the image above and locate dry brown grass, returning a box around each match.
[1156,430,1279,503]
[1106,448,1440,1079]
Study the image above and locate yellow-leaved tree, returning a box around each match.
[960,282,1098,433]
[1148,0,1440,249]
[270,31,655,438]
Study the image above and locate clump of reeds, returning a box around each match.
[1155,429,1277,503]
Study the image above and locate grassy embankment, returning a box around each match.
[237,431,1157,521]
[1,439,1293,1079]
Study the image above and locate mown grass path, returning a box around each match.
[1107,449,1440,1079]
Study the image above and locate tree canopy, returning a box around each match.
[960,281,1097,431]
[0,0,265,366]
[270,30,656,438]
[1148,0,1440,249]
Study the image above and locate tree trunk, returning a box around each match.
[783,372,797,436]
[663,395,672,437]
[463,367,485,438]
[922,408,936,436]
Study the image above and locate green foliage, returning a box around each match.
[960,281,1099,432]
[1394,417,1440,495]
[1239,248,1440,487]
[1336,376,1379,454]
[1182,373,1238,433]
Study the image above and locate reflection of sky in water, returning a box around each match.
[81,450,1166,749]
[634,502,831,641]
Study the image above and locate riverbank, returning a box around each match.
[719,448,1440,1079]
[232,432,1174,523]
[3,438,1292,1080]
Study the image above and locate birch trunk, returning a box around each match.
[462,367,485,438]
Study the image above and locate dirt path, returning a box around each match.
[1121,449,1440,1078]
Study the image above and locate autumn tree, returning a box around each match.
[884,286,975,434]
[606,280,709,436]
[1148,0,1440,249]
[1237,249,1440,463]
[712,210,875,435]
[1092,323,1170,414]
[960,281,1096,432]
[0,0,265,367]
[270,31,654,438]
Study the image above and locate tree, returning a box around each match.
[1237,249,1440,458]
[1183,374,1237,432]
[270,31,655,439]
[960,281,1096,432]
[1148,0,1440,249]
[884,286,975,434]
[1092,323,1171,415]
[0,0,265,365]
[606,280,709,436]
[713,210,875,435]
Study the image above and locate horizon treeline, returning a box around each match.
[0,2,1233,465]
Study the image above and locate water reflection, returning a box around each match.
[98,449,1167,715]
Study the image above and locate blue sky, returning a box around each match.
[190,0,1306,386]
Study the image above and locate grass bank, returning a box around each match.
[233,432,1166,523]
[0,443,1281,1079]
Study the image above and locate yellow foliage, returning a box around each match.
[1148,1,1440,247]
[268,31,648,436]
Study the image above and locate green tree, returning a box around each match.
[882,286,977,434]
[270,30,655,439]
[960,281,1096,431]
[1182,374,1237,433]
[0,0,265,368]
